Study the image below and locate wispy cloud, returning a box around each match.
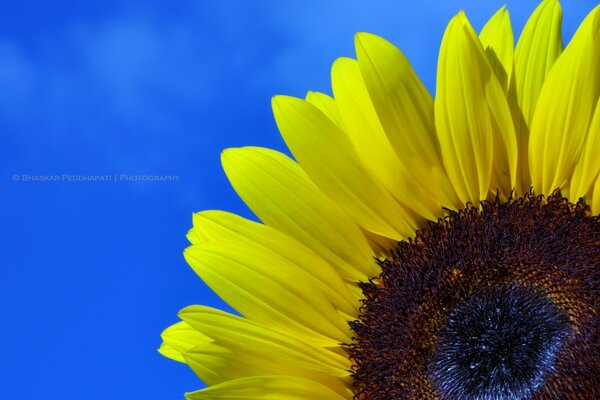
[1,0,594,174]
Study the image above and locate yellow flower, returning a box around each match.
[161,1,600,398]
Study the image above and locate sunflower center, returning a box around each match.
[349,192,600,400]
[428,284,570,400]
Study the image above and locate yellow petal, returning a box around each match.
[184,345,245,387]
[273,95,417,239]
[529,6,600,195]
[180,306,350,376]
[354,33,438,168]
[187,227,201,244]
[191,210,358,315]
[592,176,600,214]
[510,0,562,194]
[514,0,563,127]
[330,56,405,194]
[182,343,349,395]
[506,75,531,195]
[185,376,349,400]
[362,229,397,259]
[435,12,518,203]
[480,6,514,92]
[159,321,211,363]
[570,97,600,199]
[183,343,279,386]
[158,343,184,363]
[331,56,440,220]
[354,32,461,212]
[478,8,521,196]
[221,147,377,281]
[305,91,344,129]
[184,241,352,345]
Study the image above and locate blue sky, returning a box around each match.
[1,1,597,398]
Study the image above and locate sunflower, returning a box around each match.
[160,1,600,399]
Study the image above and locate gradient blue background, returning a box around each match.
[1,1,597,398]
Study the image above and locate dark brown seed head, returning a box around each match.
[349,192,600,400]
